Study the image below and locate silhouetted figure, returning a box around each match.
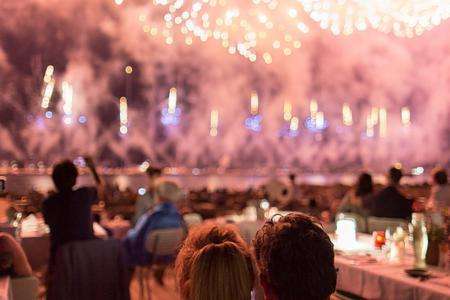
[370,167,412,220]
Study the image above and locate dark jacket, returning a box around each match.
[370,186,412,220]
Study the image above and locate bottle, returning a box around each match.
[410,213,428,269]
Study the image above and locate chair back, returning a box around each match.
[336,213,367,233]
[367,216,407,233]
[145,228,185,257]
[183,213,203,228]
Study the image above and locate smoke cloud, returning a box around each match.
[0,0,449,172]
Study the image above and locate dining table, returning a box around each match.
[333,234,450,300]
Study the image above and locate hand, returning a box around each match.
[83,156,95,169]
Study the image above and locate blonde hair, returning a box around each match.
[175,223,256,300]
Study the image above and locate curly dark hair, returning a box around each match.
[253,213,336,300]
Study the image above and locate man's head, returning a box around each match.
[155,181,183,204]
[388,166,403,186]
[146,166,162,189]
[288,173,296,183]
[253,213,336,300]
[432,167,448,186]
[52,160,78,192]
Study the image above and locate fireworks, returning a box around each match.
[136,0,450,61]
[250,92,259,115]
[119,96,128,134]
[210,109,219,137]
[161,87,181,126]
[300,0,450,38]
[41,65,55,110]
[61,81,74,125]
[379,107,388,138]
[342,103,353,126]
[401,107,411,126]
[283,101,293,122]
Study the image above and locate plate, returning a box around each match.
[405,268,430,278]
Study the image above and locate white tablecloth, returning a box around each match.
[334,235,450,300]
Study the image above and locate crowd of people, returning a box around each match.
[0,158,448,299]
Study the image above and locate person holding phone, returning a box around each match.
[42,157,104,266]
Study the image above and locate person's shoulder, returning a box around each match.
[43,193,60,206]
[75,186,96,194]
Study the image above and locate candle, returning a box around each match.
[373,231,386,249]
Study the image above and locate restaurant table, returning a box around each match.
[334,235,450,300]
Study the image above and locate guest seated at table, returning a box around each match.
[132,166,162,225]
[427,167,450,213]
[253,213,337,300]
[337,172,373,216]
[0,233,32,277]
[42,158,103,265]
[370,166,412,220]
[175,223,256,300]
[123,181,185,284]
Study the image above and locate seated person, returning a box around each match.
[370,167,412,220]
[42,158,103,266]
[132,166,162,225]
[337,172,374,216]
[0,233,32,277]
[123,181,185,267]
[253,213,337,300]
[175,223,256,300]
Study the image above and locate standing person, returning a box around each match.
[42,157,103,265]
[132,166,162,225]
[370,167,412,220]
[337,172,374,216]
[175,223,256,300]
[427,167,450,213]
[253,213,337,300]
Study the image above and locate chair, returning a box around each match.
[336,213,367,233]
[183,213,203,228]
[137,228,185,299]
[367,216,407,233]
[10,276,39,300]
